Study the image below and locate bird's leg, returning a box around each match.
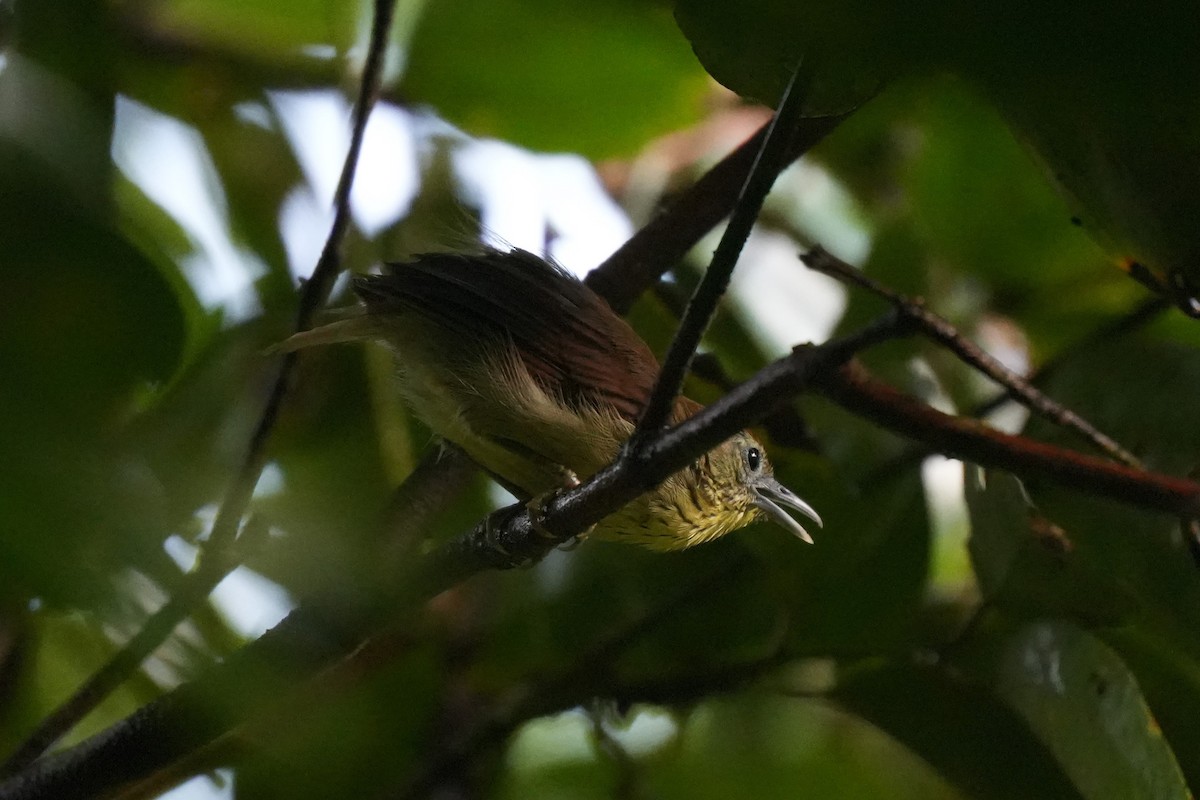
[477,465,587,563]
[472,435,595,551]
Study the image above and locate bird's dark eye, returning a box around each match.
[746,446,762,472]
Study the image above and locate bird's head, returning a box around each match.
[727,432,823,544]
[657,432,822,549]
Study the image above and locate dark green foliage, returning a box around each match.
[2,0,1198,797]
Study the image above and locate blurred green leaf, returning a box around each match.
[236,644,445,799]
[1105,627,1200,794]
[673,0,1200,303]
[404,0,710,157]
[988,621,1188,800]
[834,660,1083,800]
[139,0,360,67]
[0,143,188,608]
[496,712,617,800]
[817,78,1137,362]
[770,469,929,657]
[254,342,403,596]
[965,470,1132,625]
[643,693,963,800]
[0,611,162,754]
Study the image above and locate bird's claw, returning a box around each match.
[525,492,562,541]
[526,471,593,549]
[482,506,534,568]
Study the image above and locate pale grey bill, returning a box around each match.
[752,478,823,544]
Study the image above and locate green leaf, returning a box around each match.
[673,0,1200,303]
[770,469,929,657]
[0,144,188,609]
[235,645,445,799]
[1018,331,1200,652]
[0,611,163,753]
[140,0,361,67]
[1104,627,1200,794]
[953,6,1200,304]
[673,0,885,112]
[404,0,710,157]
[1028,334,1200,475]
[644,693,963,800]
[834,660,1083,800]
[989,621,1189,800]
[964,470,1132,625]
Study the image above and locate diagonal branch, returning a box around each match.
[802,246,1142,468]
[585,90,843,317]
[860,295,1170,488]
[970,296,1169,421]
[818,361,1200,515]
[633,64,810,440]
[0,0,399,776]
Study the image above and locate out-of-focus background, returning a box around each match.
[3,0,1200,797]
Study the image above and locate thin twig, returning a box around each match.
[0,0,398,775]
[970,296,1169,419]
[861,295,1170,487]
[818,361,1200,515]
[634,64,810,440]
[802,246,1143,469]
[584,115,844,316]
[653,268,818,450]
[209,0,395,560]
[590,705,640,800]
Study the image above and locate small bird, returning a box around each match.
[279,248,820,551]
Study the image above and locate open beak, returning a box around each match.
[752,478,823,544]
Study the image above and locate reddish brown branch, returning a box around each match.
[803,246,1143,469]
[819,362,1200,516]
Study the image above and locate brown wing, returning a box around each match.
[354,249,660,422]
